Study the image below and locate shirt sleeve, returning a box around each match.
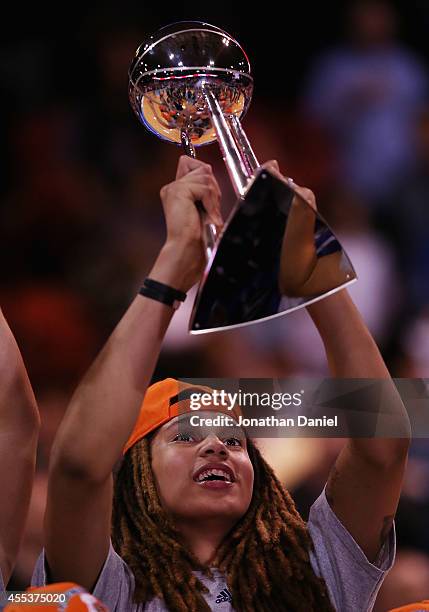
[0,569,5,609]
[314,224,342,257]
[31,543,135,612]
[307,487,395,612]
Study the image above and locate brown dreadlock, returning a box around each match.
[112,436,335,612]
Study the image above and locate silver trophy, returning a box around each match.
[128,21,356,333]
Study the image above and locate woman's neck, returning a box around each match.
[175,516,235,566]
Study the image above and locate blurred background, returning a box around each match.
[1,0,429,608]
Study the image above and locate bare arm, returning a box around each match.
[44,156,223,590]
[307,290,410,562]
[279,174,409,560]
[0,310,40,585]
[280,192,318,293]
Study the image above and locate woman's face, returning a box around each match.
[150,411,254,526]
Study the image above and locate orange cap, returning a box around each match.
[123,378,242,454]
[4,582,109,611]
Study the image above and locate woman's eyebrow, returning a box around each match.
[163,415,193,431]
[161,418,180,433]
[215,424,244,435]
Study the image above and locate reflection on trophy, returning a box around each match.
[128,21,357,333]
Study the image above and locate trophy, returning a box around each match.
[128,21,356,333]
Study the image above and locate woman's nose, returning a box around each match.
[199,434,228,457]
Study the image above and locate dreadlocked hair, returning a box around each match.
[112,436,335,612]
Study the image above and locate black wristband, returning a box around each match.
[139,278,187,309]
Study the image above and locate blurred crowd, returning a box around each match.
[1,1,429,609]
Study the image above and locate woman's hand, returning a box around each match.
[159,156,223,291]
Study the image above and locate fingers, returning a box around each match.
[176,155,212,180]
[202,183,223,227]
[176,156,222,201]
[175,157,223,225]
[261,159,280,173]
[179,166,221,197]
[260,159,290,186]
[260,160,318,212]
[290,182,317,212]
[161,174,223,227]
[185,176,223,226]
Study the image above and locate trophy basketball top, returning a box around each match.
[128,21,253,146]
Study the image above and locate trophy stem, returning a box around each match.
[227,115,259,175]
[200,85,251,197]
[180,128,197,158]
[180,127,218,261]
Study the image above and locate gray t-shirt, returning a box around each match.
[0,570,4,604]
[31,489,395,612]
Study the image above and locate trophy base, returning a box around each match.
[189,168,356,334]
[189,168,294,333]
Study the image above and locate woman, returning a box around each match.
[32,156,410,611]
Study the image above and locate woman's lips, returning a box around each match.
[195,479,235,489]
